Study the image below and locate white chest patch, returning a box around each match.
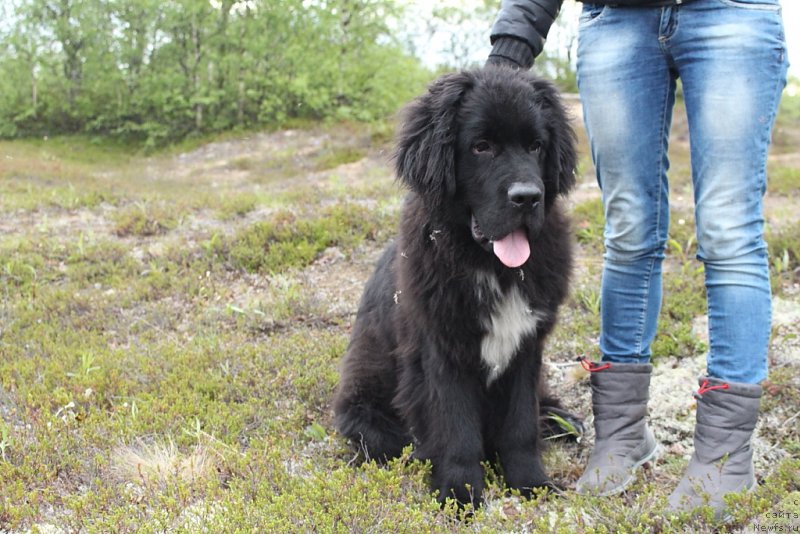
[476,273,545,384]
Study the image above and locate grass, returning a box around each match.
[768,164,800,197]
[112,202,182,237]
[312,146,369,171]
[216,194,259,221]
[1,106,798,532]
[222,203,392,274]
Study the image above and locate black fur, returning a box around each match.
[333,67,578,508]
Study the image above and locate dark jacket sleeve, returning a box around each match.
[488,0,564,68]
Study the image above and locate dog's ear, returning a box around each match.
[529,76,578,205]
[393,72,474,207]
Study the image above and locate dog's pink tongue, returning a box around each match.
[493,229,530,268]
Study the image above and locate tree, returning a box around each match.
[0,0,432,143]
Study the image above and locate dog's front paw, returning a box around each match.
[502,452,559,499]
[509,477,563,500]
[433,463,484,509]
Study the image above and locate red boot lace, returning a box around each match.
[580,357,611,372]
[697,379,729,395]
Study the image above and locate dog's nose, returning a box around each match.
[508,183,542,208]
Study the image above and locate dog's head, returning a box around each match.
[394,67,577,268]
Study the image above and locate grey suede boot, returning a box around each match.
[575,361,660,496]
[667,377,762,522]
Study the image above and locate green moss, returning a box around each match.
[652,260,708,360]
[768,165,800,196]
[216,194,258,220]
[112,202,180,237]
[572,198,604,253]
[226,203,391,274]
[0,176,114,211]
[312,146,368,171]
[767,221,800,291]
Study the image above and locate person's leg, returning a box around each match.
[666,0,788,519]
[574,4,670,495]
[577,5,674,366]
[674,0,787,385]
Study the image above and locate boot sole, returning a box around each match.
[589,442,661,497]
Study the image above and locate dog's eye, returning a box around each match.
[472,141,494,155]
[528,141,543,154]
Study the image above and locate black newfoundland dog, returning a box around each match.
[334,67,578,508]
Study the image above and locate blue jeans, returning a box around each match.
[576,0,788,384]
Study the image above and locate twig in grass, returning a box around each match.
[0,425,10,461]
[783,411,800,426]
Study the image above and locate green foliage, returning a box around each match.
[572,197,605,253]
[537,52,578,93]
[112,202,181,237]
[768,223,800,267]
[654,221,708,360]
[0,0,431,145]
[652,265,707,360]
[773,83,800,153]
[767,221,800,291]
[216,194,258,221]
[768,165,800,196]
[313,146,368,172]
[776,85,800,123]
[225,203,391,273]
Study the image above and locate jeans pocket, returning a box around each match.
[579,4,607,27]
[714,0,781,10]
